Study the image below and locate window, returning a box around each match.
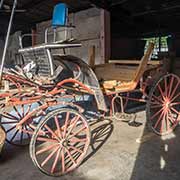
[144,36,169,59]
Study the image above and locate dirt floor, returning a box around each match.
[1,109,180,180]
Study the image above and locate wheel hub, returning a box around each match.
[163,98,171,110]
[59,139,69,147]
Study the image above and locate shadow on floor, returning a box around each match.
[82,119,114,165]
[130,123,180,180]
[0,119,114,180]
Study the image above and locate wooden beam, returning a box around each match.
[100,9,111,64]
[88,45,96,67]
[109,60,162,65]
[31,28,37,46]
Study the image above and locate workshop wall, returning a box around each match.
[36,7,102,64]
[0,31,21,66]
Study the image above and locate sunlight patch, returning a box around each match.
[161,132,176,141]
[160,156,166,170]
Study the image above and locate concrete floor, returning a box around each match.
[1,110,180,180]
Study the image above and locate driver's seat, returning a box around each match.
[18,3,81,79]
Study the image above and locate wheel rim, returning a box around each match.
[148,74,180,135]
[1,102,41,146]
[30,109,90,176]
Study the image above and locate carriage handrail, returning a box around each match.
[19,33,41,49]
[18,43,82,53]
[45,25,75,44]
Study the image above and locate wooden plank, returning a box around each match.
[109,60,162,65]
[94,64,136,81]
[100,9,111,64]
[88,45,96,67]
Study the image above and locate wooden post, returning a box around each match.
[88,45,96,67]
[31,28,37,46]
[100,9,111,64]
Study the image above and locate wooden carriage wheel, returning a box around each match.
[147,74,180,135]
[30,108,91,176]
[1,102,42,146]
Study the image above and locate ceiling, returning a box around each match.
[1,0,180,38]
[0,0,93,37]
[110,0,180,37]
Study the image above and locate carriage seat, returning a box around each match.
[94,43,154,93]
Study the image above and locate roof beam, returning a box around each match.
[89,0,110,9]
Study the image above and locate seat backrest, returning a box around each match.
[133,43,154,83]
[20,48,54,77]
[52,3,68,27]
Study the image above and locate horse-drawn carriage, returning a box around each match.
[0,1,180,176]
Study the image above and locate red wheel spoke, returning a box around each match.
[150,104,162,109]
[64,147,76,165]
[148,75,180,135]
[63,112,70,138]
[51,148,61,174]
[160,112,166,134]
[37,137,58,143]
[164,76,168,97]
[54,116,62,139]
[165,112,170,132]
[69,137,87,143]
[167,109,176,124]
[68,126,86,139]
[68,145,83,154]
[61,148,65,173]
[154,110,164,129]
[171,92,180,103]
[171,107,179,114]
[31,109,90,176]
[168,116,175,124]
[150,100,161,106]
[150,108,163,120]
[44,124,59,140]
[170,81,180,100]
[41,146,59,167]
[157,84,165,100]
[66,116,80,138]
[171,102,180,106]
[28,124,39,132]
[168,76,174,98]
[152,95,163,104]
[36,143,59,155]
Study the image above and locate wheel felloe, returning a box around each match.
[30,108,90,176]
[147,74,180,135]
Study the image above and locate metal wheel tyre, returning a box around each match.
[1,102,41,146]
[147,74,180,135]
[30,108,91,176]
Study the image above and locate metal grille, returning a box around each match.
[20,48,53,77]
